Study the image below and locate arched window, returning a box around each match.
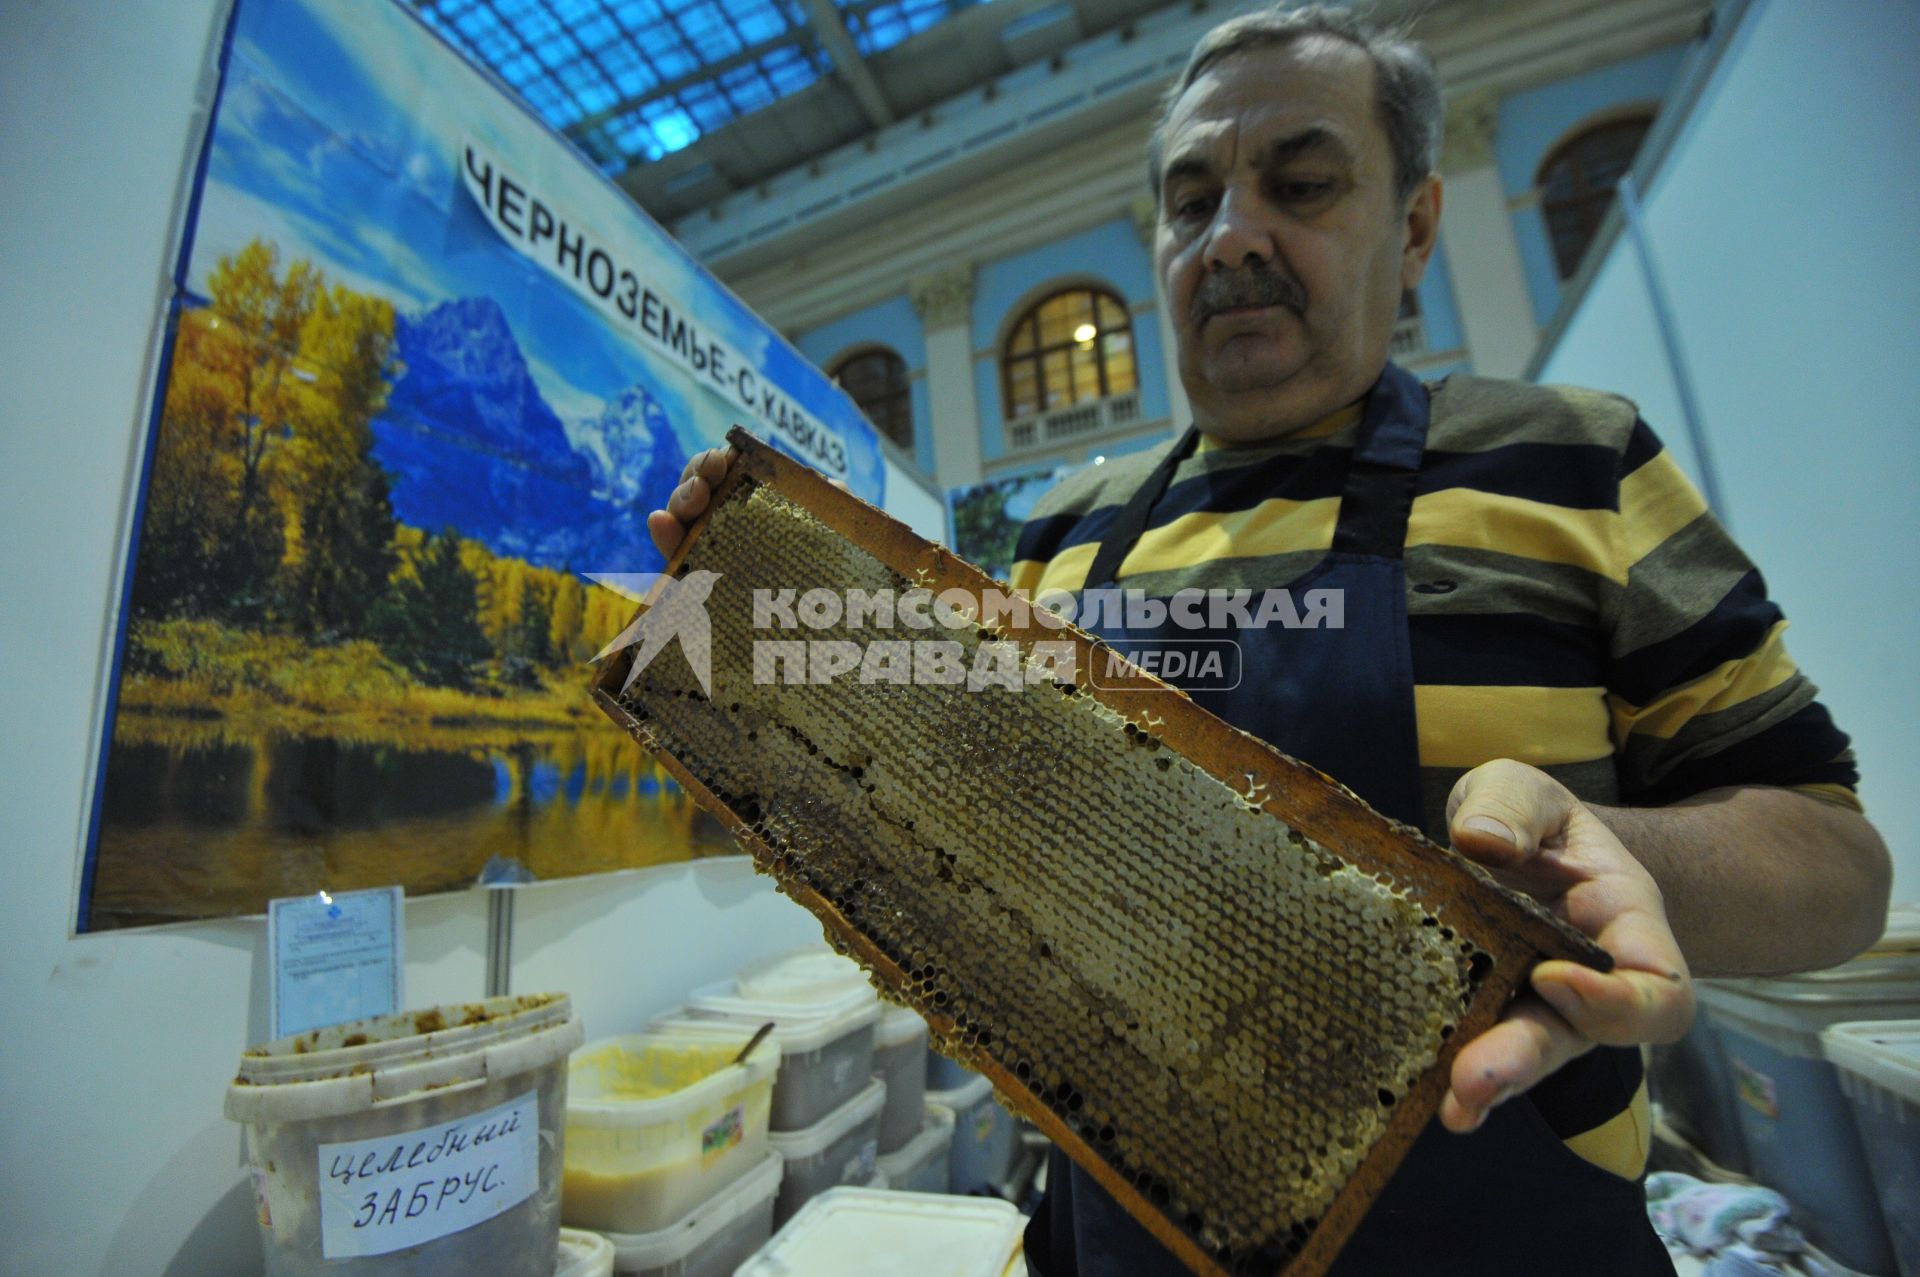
[1002,288,1138,420]
[830,347,912,450]
[1537,112,1656,279]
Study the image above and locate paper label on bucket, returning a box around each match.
[317,1090,539,1258]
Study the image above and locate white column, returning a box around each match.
[910,264,984,488]
[1437,89,1539,379]
[1132,195,1192,426]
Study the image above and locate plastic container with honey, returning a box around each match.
[562,1029,779,1235]
[603,1150,783,1277]
[875,1102,955,1194]
[768,1078,886,1227]
[1823,1020,1920,1277]
[873,1007,930,1154]
[928,1073,1017,1195]
[224,993,584,1277]
[656,979,880,1133]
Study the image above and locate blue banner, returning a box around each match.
[83,0,880,930]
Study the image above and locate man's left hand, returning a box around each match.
[1439,759,1696,1133]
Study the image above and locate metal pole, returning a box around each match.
[485,887,514,997]
[1617,173,1731,528]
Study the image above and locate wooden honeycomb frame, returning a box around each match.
[590,427,1608,1277]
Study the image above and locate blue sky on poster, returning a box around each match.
[184,0,882,496]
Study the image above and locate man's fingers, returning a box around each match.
[650,446,738,559]
[1533,957,1694,1048]
[1440,995,1591,1133]
[646,509,684,559]
[678,445,731,487]
[665,473,711,521]
[694,444,736,486]
[1447,759,1575,867]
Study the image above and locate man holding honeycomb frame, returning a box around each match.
[648,8,1889,1273]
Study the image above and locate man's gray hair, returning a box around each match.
[1148,4,1442,205]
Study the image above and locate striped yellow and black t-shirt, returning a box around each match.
[1006,374,1860,1180]
[1009,374,1859,832]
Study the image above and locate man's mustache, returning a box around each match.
[1192,267,1307,324]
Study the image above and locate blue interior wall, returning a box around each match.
[1536,0,1920,891]
[1415,237,1465,356]
[1496,44,1692,324]
[970,216,1170,461]
[794,293,935,473]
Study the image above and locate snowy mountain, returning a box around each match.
[372,296,687,574]
[564,382,684,506]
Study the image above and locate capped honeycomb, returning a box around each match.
[591,428,1607,1277]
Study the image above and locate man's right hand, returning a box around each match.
[647,445,736,560]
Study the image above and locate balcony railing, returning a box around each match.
[1004,389,1143,454]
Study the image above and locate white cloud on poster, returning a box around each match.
[190,181,431,313]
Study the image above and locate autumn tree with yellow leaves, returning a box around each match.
[130,238,629,694]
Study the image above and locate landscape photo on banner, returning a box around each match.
[948,466,1082,584]
[82,0,884,931]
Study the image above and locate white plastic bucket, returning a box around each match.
[658,982,880,1132]
[1699,951,1920,1274]
[603,1151,783,1277]
[557,1227,616,1277]
[876,1103,955,1195]
[1823,1020,1920,1277]
[768,1078,887,1226]
[562,1029,779,1234]
[225,993,584,1276]
[928,1073,1017,1194]
[874,1007,930,1154]
[738,1187,1024,1277]
[734,947,870,1002]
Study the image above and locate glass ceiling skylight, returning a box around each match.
[412,0,980,173]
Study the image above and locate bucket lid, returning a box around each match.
[876,1102,956,1175]
[556,1227,615,1277]
[876,1006,930,1050]
[1868,903,1920,955]
[691,975,880,1026]
[768,1078,887,1159]
[567,1031,778,1125]
[736,947,870,1002]
[674,982,882,1054]
[1821,1020,1920,1104]
[927,1071,993,1112]
[601,1151,784,1266]
[225,993,583,1124]
[738,1187,1023,1277]
[1705,948,1920,1003]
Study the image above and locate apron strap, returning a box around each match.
[1332,362,1428,559]
[1082,365,1433,590]
[1081,425,1198,593]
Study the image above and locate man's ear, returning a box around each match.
[1401,174,1442,290]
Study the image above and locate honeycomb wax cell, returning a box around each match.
[591,429,1606,1277]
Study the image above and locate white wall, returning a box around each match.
[1538,0,1920,894]
[0,2,825,1273]
[882,451,950,546]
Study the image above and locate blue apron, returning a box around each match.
[1025,364,1672,1276]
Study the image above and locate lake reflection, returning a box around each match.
[88,723,732,930]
